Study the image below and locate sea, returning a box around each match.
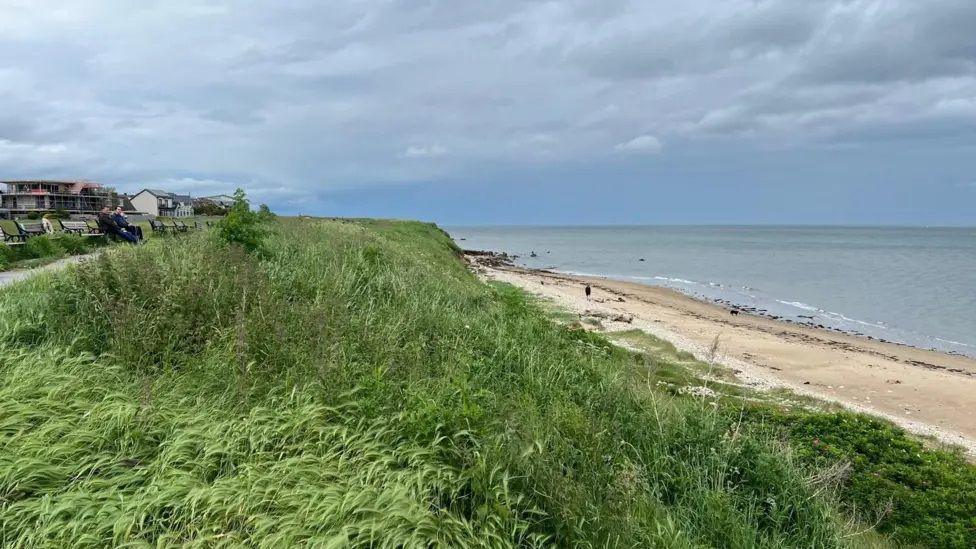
[445,225,976,359]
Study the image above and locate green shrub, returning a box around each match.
[22,235,65,259]
[213,188,267,253]
[195,202,228,216]
[744,408,976,548]
[0,244,15,269]
[257,203,276,221]
[55,233,95,255]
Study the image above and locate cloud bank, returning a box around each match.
[0,0,973,221]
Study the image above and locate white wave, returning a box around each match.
[935,337,974,348]
[775,300,821,312]
[557,270,614,278]
[653,276,700,285]
[820,310,889,329]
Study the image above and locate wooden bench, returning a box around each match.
[15,220,47,239]
[1,224,25,245]
[172,220,190,233]
[149,219,169,234]
[58,219,104,237]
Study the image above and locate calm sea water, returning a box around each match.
[446,226,976,358]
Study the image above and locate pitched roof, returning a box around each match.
[141,188,174,197]
[199,194,236,204]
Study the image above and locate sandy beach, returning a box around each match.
[467,254,976,457]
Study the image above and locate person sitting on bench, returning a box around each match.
[112,206,143,240]
[97,207,139,243]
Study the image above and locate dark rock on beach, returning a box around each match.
[464,249,516,268]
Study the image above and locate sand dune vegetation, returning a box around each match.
[0,211,972,547]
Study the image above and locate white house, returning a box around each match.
[130,189,195,217]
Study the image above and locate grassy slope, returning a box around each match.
[601,329,976,548]
[0,217,968,546]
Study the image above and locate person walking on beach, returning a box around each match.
[584,284,591,300]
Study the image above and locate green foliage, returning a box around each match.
[0,245,16,270]
[213,188,267,253]
[194,202,229,216]
[0,233,107,271]
[1,217,964,546]
[258,203,276,221]
[22,234,64,259]
[744,408,976,548]
[53,233,91,255]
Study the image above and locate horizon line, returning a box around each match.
[439,222,976,229]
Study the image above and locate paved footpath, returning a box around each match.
[0,253,101,288]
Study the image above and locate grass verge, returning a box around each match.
[0,233,108,271]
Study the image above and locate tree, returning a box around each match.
[195,202,229,216]
[257,203,276,221]
[213,188,266,253]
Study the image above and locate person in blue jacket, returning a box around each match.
[97,207,139,243]
[112,206,143,240]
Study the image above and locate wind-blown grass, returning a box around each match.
[0,218,891,547]
[0,233,107,271]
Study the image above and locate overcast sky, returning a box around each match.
[1,0,974,224]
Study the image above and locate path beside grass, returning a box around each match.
[0,251,101,288]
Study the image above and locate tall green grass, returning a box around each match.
[0,218,886,546]
[0,233,107,271]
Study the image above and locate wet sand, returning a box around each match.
[469,256,976,457]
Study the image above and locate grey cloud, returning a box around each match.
[720,2,824,51]
[571,2,829,80]
[0,0,972,214]
[793,1,976,85]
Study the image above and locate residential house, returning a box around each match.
[0,180,116,215]
[130,189,195,217]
